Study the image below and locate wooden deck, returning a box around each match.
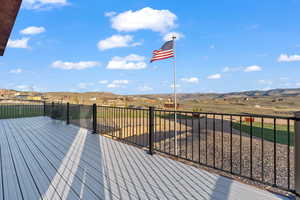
[0,117,291,200]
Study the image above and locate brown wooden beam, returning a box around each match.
[0,0,22,56]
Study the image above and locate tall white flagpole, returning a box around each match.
[172,36,178,156]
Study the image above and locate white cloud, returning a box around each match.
[296,82,300,87]
[110,7,177,33]
[105,11,116,17]
[163,32,184,41]
[9,68,23,74]
[97,35,141,50]
[23,0,68,10]
[107,80,129,88]
[7,38,30,49]
[170,84,180,89]
[223,65,262,73]
[207,73,221,79]
[20,26,45,35]
[209,45,215,49]
[15,85,37,91]
[181,77,199,83]
[244,65,262,72]
[77,82,94,89]
[138,85,153,92]
[106,54,147,70]
[278,54,300,62]
[279,77,289,81]
[258,80,272,85]
[52,61,100,70]
[222,67,232,72]
[99,80,108,84]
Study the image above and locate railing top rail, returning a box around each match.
[155,108,299,120]
[97,105,149,111]
[0,103,44,105]
[45,102,300,120]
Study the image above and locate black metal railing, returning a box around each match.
[96,106,150,148]
[45,102,93,130]
[0,103,44,119]
[152,110,295,193]
[6,102,297,194]
[94,107,296,193]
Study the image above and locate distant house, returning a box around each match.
[15,95,29,99]
[15,94,43,101]
[27,95,42,101]
[164,98,180,109]
[164,103,180,109]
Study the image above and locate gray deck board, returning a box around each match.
[0,117,292,200]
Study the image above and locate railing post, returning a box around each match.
[51,102,54,119]
[66,103,70,125]
[43,101,46,116]
[295,112,300,199]
[148,107,155,155]
[92,104,97,134]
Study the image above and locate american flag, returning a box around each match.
[151,40,174,62]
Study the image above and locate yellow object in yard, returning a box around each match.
[27,96,42,101]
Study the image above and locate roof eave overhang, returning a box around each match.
[0,0,22,56]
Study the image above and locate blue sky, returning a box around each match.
[1,0,300,94]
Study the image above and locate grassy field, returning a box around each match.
[232,121,294,145]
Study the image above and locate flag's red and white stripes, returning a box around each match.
[151,49,174,62]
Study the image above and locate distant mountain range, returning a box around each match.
[2,88,300,101]
[132,88,300,101]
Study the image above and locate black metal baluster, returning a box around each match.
[164,111,166,152]
[185,113,188,159]
[192,113,194,161]
[159,111,162,150]
[134,109,136,144]
[169,111,171,154]
[118,107,120,139]
[123,108,125,139]
[139,110,142,146]
[106,107,109,133]
[129,108,131,142]
[126,108,129,141]
[250,117,253,179]
[261,118,264,182]
[205,114,208,164]
[179,113,182,157]
[198,114,201,164]
[274,118,277,186]
[230,115,233,174]
[131,108,134,142]
[221,115,224,170]
[240,116,242,175]
[287,119,290,190]
[213,114,216,168]
[148,107,155,155]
